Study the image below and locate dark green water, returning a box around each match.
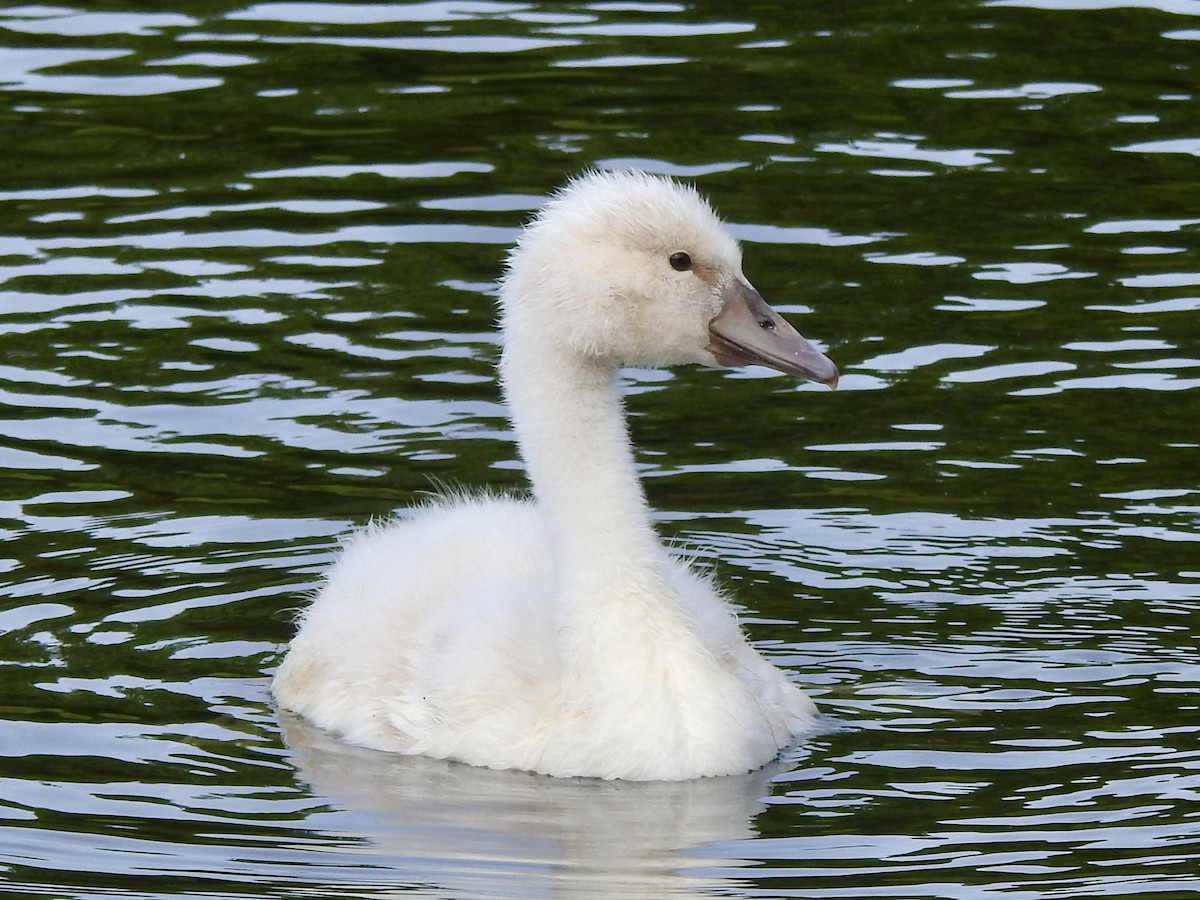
[2,2,1198,897]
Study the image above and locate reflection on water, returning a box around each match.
[2,0,1199,898]
[281,713,779,899]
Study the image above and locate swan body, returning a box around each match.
[273,170,838,781]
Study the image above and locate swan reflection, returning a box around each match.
[280,712,789,899]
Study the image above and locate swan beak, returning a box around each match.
[707,280,840,388]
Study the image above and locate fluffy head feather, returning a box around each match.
[500,169,748,368]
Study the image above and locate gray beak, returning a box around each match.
[707,280,839,388]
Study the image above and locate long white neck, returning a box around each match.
[499,328,665,594]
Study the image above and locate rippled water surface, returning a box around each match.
[3,2,1199,897]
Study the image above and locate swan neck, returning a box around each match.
[500,335,660,573]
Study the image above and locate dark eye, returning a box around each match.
[668,252,692,272]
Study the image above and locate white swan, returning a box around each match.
[273,169,839,781]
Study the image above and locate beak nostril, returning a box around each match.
[708,279,837,383]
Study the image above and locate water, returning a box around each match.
[2,1,1198,897]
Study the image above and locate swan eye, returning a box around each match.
[669,252,692,272]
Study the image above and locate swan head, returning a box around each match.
[500,169,838,386]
